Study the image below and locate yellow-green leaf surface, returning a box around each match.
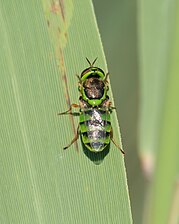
[0,0,132,223]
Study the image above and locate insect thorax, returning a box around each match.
[83,77,104,99]
[79,75,108,106]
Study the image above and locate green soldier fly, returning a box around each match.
[58,58,124,155]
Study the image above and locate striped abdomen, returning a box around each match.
[80,108,111,152]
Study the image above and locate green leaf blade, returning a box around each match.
[0,0,132,223]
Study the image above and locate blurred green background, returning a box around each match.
[93,0,179,223]
[93,1,143,223]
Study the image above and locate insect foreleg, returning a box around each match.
[104,72,110,83]
[58,103,79,115]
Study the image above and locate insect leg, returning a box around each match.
[58,104,79,115]
[103,99,116,111]
[76,74,81,82]
[109,106,116,110]
[63,124,80,150]
[110,127,125,155]
[104,72,110,83]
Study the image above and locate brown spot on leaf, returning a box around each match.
[59,48,79,152]
[47,20,50,27]
[58,0,65,22]
[50,0,65,23]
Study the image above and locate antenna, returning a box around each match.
[85,57,98,67]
